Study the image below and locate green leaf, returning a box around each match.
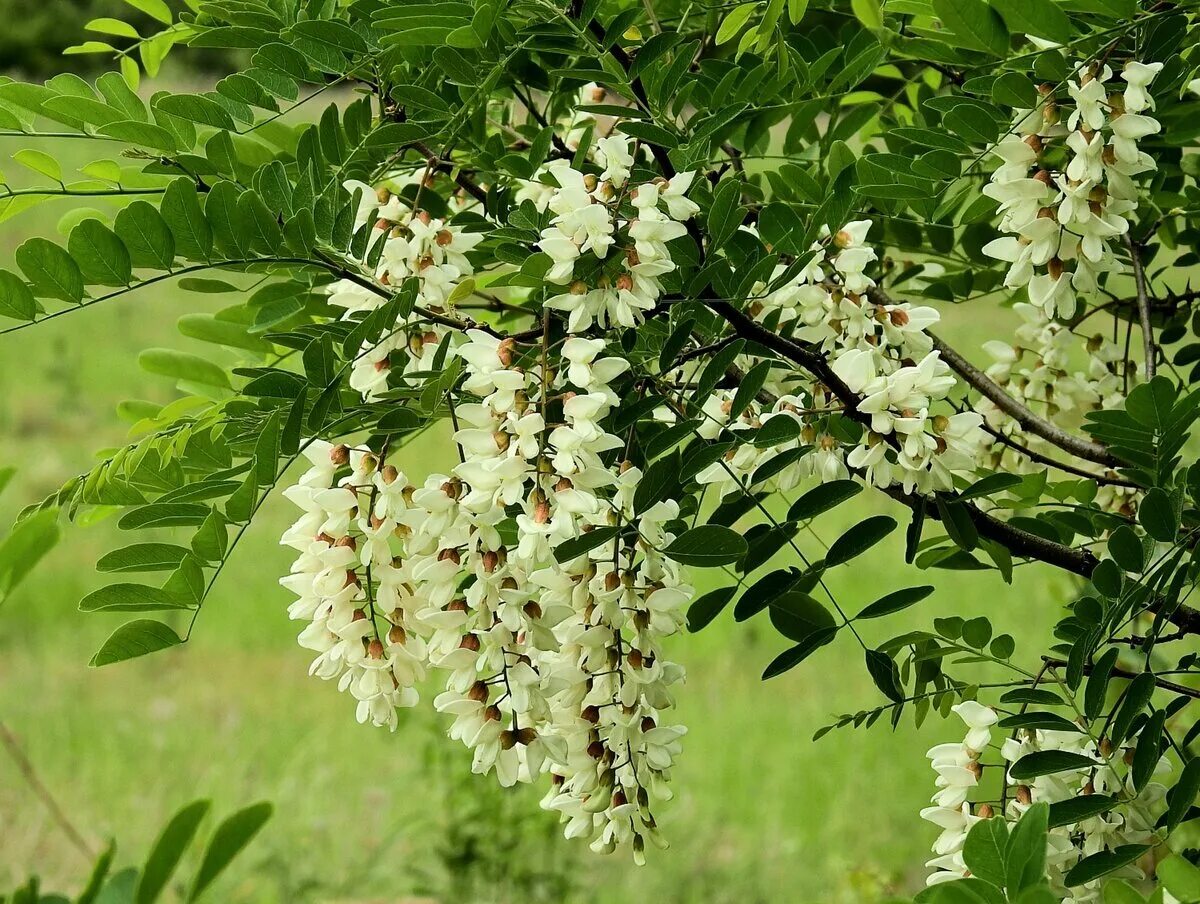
[1110,672,1156,746]
[15,237,85,302]
[1139,487,1177,542]
[1159,855,1200,902]
[12,148,62,182]
[87,17,141,38]
[850,0,883,29]
[115,201,176,270]
[663,525,749,567]
[687,586,737,632]
[136,800,211,904]
[68,219,132,286]
[706,178,745,252]
[1064,845,1150,887]
[1084,647,1120,719]
[1005,802,1049,893]
[864,648,904,702]
[715,4,756,45]
[989,0,1070,44]
[962,817,1008,886]
[761,626,837,679]
[98,120,179,153]
[155,94,236,130]
[122,0,172,24]
[1166,757,1200,832]
[1046,794,1119,829]
[0,270,38,320]
[937,497,978,551]
[0,508,60,603]
[188,802,272,901]
[119,503,209,530]
[825,515,896,567]
[1107,525,1144,572]
[768,591,835,643]
[553,526,620,563]
[97,543,191,573]
[139,348,231,390]
[959,473,1022,500]
[787,0,809,24]
[933,0,1008,55]
[160,178,213,262]
[79,583,195,612]
[89,618,183,667]
[1132,709,1165,793]
[856,585,934,619]
[1009,750,1097,780]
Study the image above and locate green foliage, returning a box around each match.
[2,798,271,903]
[1,0,1200,896]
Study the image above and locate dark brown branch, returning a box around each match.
[1043,657,1200,701]
[977,420,1138,489]
[704,297,1200,634]
[927,330,1120,469]
[859,289,1119,468]
[411,140,489,206]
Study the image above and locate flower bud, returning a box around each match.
[388,623,407,645]
[1015,785,1032,805]
[975,803,994,819]
[500,729,517,750]
[381,464,399,484]
[468,680,489,703]
[330,444,351,465]
[367,638,384,659]
[459,633,480,652]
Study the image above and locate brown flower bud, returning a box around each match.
[367,638,384,659]
[448,598,469,612]
[1047,257,1064,280]
[569,280,588,295]
[615,273,634,292]
[388,623,407,645]
[468,680,489,703]
[381,464,399,484]
[976,803,994,819]
[499,729,516,750]
[330,444,351,465]
[482,550,499,573]
[523,600,543,620]
[516,727,537,746]
[459,633,480,652]
[1015,785,1033,805]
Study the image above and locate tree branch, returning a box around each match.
[860,288,1120,468]
[704,296,1200,633]
[1126,235,1156,380]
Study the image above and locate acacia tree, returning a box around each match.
[5,0,1200,899]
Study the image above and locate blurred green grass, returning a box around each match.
[0,137,1073,904]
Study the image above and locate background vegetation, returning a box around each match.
[0,3,1071,902]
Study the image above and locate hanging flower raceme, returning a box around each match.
[982,59,1163,321]
[721,219,987,496]
[921,700,1170,900]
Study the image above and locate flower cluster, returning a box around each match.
[976,301,1140,514]
[708,220,988,495]
[922,701,1169,901]
[327,178,484,401]
[518,133,698,332]
[983,60,1163,320]
[279,286,693,858]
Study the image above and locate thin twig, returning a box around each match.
[0,719,95,861]
[1126,235,1156,380]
